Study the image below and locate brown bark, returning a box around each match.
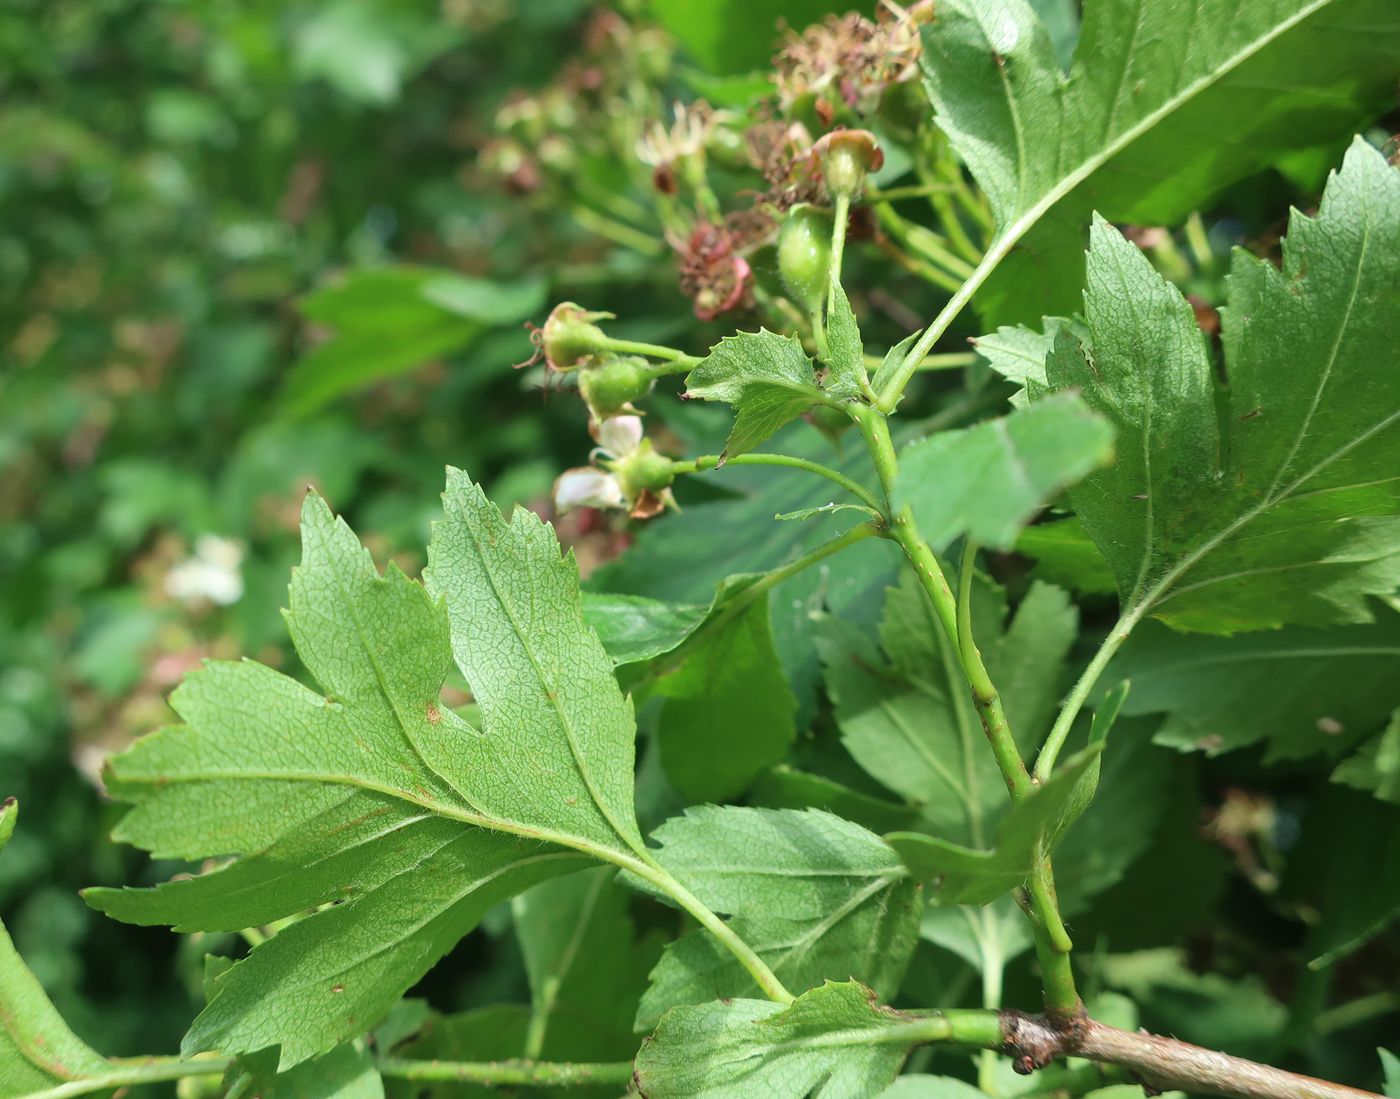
[999,1009,1384,1099]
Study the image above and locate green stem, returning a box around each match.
[956,540,981,682]
[871,203,978,279]
[851,406,899,504]
[630,858,794,1005]
[575,175,652,226]
[736,522,883,600]
[918,351,979,371]
[595,335,695,364]
[810,305,831,361]
[827,192,851,321]
[378,1057,635,1087]
[856,413,1078,1013]
[1184,210,1216,275]
[920,162,983,265]
[1315,990,1400,1036]
[671,453,885,515]
[866,183,958,202]
[28,1058,233,1099]
[863,351,979,374]
[1033,602,1148,782]
[876,236,967,294]
[569,205,664,256]
[976,907,1007,1092]
[877,1009,1006,1051]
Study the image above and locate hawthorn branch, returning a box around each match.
[377,1056,634,1087]
[997,1010,1385,1099]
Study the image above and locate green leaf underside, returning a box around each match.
[633,808,920,1031]
[1013,516,1117,596]
[920,710,1172,968]
[512,869,661,1067]
[1333,709,1400,805]
[923,0,1400,324]
[1380,1049,1400,1097]
[1040,143,1400,633]
[633,981,913,1099]
[875,1078,988,1099]
[824,575,1076,848]
[1301,791,1400,968]
[236,1044,384,1099]
[895,392,1115,551]
[685,329,829,458]
[581,592,709,666]
[973,318,1086,409]
[656,590,798,802]
[1,801,110,1098]
[888,745,1101,905]
[424,469,645,857]
[824,283,867,399]
[589,422,899,727]
[1110,616,1400,760]
[90,482,649,1066]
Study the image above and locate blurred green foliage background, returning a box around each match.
[0,0,677,1054]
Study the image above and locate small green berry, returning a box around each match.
[777,205,831,313]
[579,356,652,420]
[614,440,675,498]
[540,302,612,371]
[813,129,883,199]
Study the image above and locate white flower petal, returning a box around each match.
[554,467,626,513]
[596,415,644,457]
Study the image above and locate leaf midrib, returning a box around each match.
[111,765,651,877]
[243,849,583,1002]
[326,566,469,812]
[448,495,644,859]
[1136,403,1400,617]
[1009,0,1339,237]
[890,0,1345,405]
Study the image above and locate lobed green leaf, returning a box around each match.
[634,981,914,1099]
[1041,143,1400,633]
[634,807,920,1031]
[923,0,1400,324]
[894,393,1115,551]
[685,329,832,459]
[90,480,651,1066]
[887,745,1101,905]
[1,800,110,1099]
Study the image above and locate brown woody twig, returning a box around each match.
[999,1008,1384,1099]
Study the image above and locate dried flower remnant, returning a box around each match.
[676,222,752,321]
[774,1,933,116]
[636,101,723,174]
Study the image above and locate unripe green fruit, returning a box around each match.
[579,356,651,420]
[616,444,675,498]
[778,206,831,312]
[813,130,884,199]
[541,302,611,371]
